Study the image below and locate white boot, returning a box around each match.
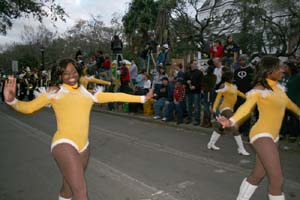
[236,178,258,200]
[234,135,250,156]
[59,195,72,200]
[207,131,221,150]
[268,193,285,200]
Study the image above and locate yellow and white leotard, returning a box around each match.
[212,82,245,113]
[79,75,111,88]
[8,83,145,152]
[230,79,300,143]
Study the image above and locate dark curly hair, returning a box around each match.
[221,71,234,83]
[50,58,81,87]
[252,55,280,90]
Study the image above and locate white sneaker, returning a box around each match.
[153,116,161,119]
[162,117,167,121]
[238,148,250,156]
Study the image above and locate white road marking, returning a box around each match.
[89,125,300,190]
[0,112,179,200]
[177,181,195,189]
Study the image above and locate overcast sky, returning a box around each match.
[0,0,130,46]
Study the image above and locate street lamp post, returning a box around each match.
[40,46,45,70]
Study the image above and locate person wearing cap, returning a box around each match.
[234,54,254,137]
[153,77,174,121]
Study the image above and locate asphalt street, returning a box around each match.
[0,103,299,200]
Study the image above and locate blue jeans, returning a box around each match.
[185,93,201,122]
[202,91,213,118]
[175,101,185,123]
[153,98,173,119]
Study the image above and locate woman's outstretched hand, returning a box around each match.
[4,75,17,103]
[216,115,232,128]
[145,88,154,102]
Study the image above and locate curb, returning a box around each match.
[92,106,213,134]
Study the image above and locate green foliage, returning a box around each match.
[0,16,118,72]
[0,0,67,34]
[234,0,300,56]
[122,0,160,40]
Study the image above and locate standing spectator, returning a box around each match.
[234,54,254,137]
[213,57,225,86]
[102,54,112,80]
[39,70,49,88]
[147,35,159,55]
[129,60,138,85]
[212,57,225,108]
[201,66,216,128]
[174,63,185,82]
[156,44,169,66]
[95,50,105,77]
[119,61,132,94]
[17,74,27,100]
[173,80,186,124]
[281,61,300,142]
[184,59,203,125]
[210,39,224,59]
[223,35,240,70]
[139,44,150,70]
[111,35,123,63]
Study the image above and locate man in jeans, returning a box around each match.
[184,59,203,125]
[153,77,174,121]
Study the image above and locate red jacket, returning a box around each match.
[210,45,224,58]
[103,59,111,69]
[174,85,185,102]
[120,66,130,81]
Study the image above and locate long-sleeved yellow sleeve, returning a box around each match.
[237,90,246,99]
[10,94,51,114]
[230,93,258,125]
[286,98,300,116]
[80,76,111,88]
[95,92,145,104]
[212,92,222,112]
[90,78,111,86]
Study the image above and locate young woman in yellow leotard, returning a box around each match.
[207,71,250,156]
[4,58,153,200]
[217,56,300,200]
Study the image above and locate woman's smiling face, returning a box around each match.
[61,63,79,86]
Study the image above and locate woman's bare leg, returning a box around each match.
[58,146,90,199]
[247,154,266,185]
[52,144,88,200]
[252,138,283,195]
